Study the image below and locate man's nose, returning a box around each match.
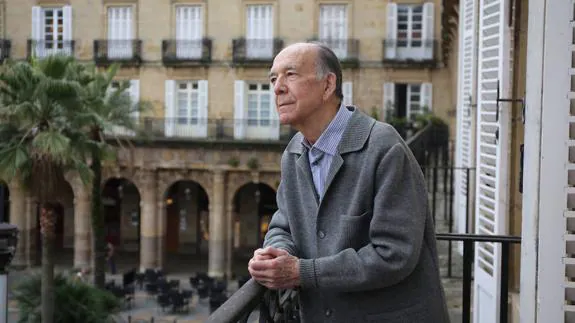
[273,78,286,95]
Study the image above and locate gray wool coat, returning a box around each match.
[263,107,449,323]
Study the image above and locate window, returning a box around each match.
[319,4,348,58]
[384,82,432,120]
[246,5,273,58]
[31,6,72,57]
[107,6,133,58]
[176,5,203,58]
[176,81,200,125]
[397,5,423,48]
[247,83,272,126]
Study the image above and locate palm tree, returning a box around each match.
[0,55,93,323]
[73,62,148,289]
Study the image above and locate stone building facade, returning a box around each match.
[0,0,455,277]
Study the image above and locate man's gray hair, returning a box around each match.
[309,42,344,100]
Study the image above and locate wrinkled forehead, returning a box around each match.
[270,46,316,76]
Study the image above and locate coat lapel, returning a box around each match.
[296,151,320,205]
[319,107,376,201]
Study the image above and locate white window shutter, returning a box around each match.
[473,0,511,321]
[386,3,398,59]
[420,83,432,113]
[164,80,175,137]
[454,0,478,246]
[422,2,435,59]
[197,80,208,138]
[269,84,279,140]
[383,82,395,120]
[129,80,140,119]
[63,6,72,42]
[342,81,353,106]
[32,6,41,40]
[234,80,246,139]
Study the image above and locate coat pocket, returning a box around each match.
[340,211,372,250]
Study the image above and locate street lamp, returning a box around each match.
[0,223,18,323]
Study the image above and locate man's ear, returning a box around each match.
[323,72,337,101]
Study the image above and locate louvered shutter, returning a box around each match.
[63,6,72,56]
[164,80,175,137]
[454,0,478,244]
[422,3,434,59]
[343,81,353,106]
[197,80,208,138]
[385,3,398,59]
[31,6,41,57]
[246,5,273,58]
[234,81,246,139]
[108,7,133,58]
[383,82,395,120]
[129,80,140,120]
[473,0,512,321]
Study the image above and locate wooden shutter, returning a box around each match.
[383,82,395,120]
[31,6,41,57]
[246,5,273,58]
[422,2,434,59]
[176,5,202,58]
[129,80,140,119]
[343,81,353,106]
[234,80,246,139]
[385,3,398,59]
[420,83,432,113]
[454,0,478,242]
[164,80,175,137]
[63,6,72,42]
[473,0,511,321]
[197,80,208,138]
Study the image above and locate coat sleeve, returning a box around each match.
[298,142,428,291]
[262,153,297,256]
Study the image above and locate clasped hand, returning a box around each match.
[248,246,300,290]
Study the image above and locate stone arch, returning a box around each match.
[162,179,210,259]
[102,177,141,253]
[232,182,278,257]
[157,169,212,204]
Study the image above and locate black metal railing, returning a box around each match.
[162,38,212,66]
[0,39,10,62]
[94,39,142,66]
[232,38,284,65]
[435,233,521,323]
[103,117,297,142]
[308,38,360,68]
[27,39,75,59]
[382,39,437,68]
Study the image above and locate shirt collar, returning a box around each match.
[301,103,353,156]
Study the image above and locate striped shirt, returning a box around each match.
[301,104,353,200]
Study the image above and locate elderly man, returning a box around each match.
[248,42,449,322]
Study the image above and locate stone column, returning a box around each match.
[139,171,157,271]
[225,203,234,279]
[70,176,91,269]
[8,180,27,268]
[208,169,226,278]
[156,200,166,270]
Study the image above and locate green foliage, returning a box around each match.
[247,157,259,170]
[13,273,122,323]
[228,156,240,167]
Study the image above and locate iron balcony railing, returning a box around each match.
[232,38,284,65]
[94,39,142,66]
[308,38,360,68]
[27,40,75,59]
[0,39,10,62]
[162,38,213,66]
[103,117,297,142]
[382,39,438,68]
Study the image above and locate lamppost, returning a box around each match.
[0,223,18,323]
